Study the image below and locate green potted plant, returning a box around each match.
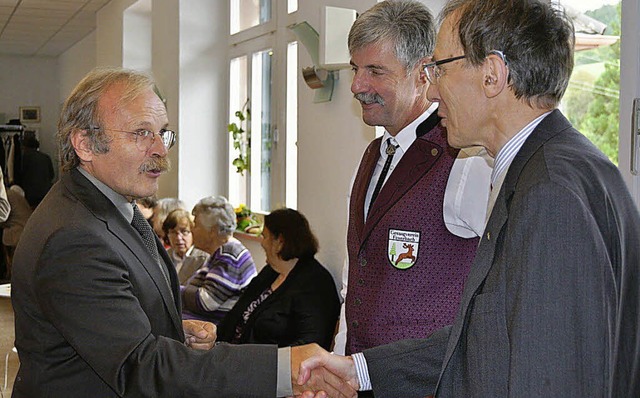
[228,99,251,175]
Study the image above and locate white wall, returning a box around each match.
[0,55,60,176]
[58,31,97,103]
[123,0,152,72]
[177,0,229,210]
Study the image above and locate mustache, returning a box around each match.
[139,156,170,173]
[354,92,385,106]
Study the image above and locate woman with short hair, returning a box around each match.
[181,196,257,325]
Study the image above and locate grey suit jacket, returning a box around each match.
[11,168,277,397]
[364,110,640,397]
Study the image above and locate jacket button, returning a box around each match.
[359,258,367,267]
[357,278,365,286]
[352,320,359,328]
[486,231,491,240]
[355,298,362,306]
[431,148,438,156]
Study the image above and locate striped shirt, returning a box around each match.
[181,238,257,324]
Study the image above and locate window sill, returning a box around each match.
[233,230,262,242]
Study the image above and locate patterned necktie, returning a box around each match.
[131,203,173,295]
[131,204,160,262]
[370,137,399,209]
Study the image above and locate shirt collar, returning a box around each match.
[381,102,438,155]
[76,166,135,222]
[491,111,552,187]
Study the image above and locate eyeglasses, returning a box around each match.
[88,126,177,151]
[423,55,466,85]
[168,229,191,238]
[424,50,510,85]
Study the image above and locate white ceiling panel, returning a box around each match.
[0,0,110,56]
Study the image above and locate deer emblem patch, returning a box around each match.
[387,229,420,270]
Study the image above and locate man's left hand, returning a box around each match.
[182,319,216,350]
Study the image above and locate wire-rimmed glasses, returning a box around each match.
[88,126,176,151]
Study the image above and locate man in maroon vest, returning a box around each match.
[333,0,492,358]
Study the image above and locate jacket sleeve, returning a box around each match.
[36,226,277,397]
[363,326,450,397]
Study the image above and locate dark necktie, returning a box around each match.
[131,204,172,290]
[131,204,160,261]
[370,138,399,208]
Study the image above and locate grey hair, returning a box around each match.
[57,66,158,171]
[154,197,186,223]
[440,0,574,109]
[348,0,436,71]
[192,196,237,238]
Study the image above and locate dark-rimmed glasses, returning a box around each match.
[423,50,508,85]
[88,126,176,151]
[423,55,466,84]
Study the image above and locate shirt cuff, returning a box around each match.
[352,352,372,391]
[277,347,293,397]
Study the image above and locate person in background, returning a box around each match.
[149,196,185,246]
[296,0,640,396]
[1,185,32,277]
[217,208,340,350]
[334,0,491,357]
[181,195,257,325]
[0,167,10,279]
[19,135,55,209]
[162,208,208,278]
[136,195,157,221]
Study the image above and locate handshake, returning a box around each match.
[290,344,359,398]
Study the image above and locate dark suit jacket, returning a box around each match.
[217,256,340,350]
[363,110,640,397]
[11,168,277,397]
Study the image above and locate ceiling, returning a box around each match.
[0,0,111,57]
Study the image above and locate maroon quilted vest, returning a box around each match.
[345,113,478,354]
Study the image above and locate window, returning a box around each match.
[230,0,272,34]
[228,0,298,213]
[559,0,620,164]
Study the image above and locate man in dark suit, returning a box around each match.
[11,67,353,397]
[296,0,640,396]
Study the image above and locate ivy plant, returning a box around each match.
[228,99,251,175]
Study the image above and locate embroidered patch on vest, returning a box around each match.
[387,229,420,269]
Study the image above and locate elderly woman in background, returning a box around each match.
[217,208,340,350]
[150,197,186,246]
[162,208,208,282]
[181,196,257,325]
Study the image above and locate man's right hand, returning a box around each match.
[291,343,358,398]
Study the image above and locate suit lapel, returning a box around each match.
[68,169,183,336]
[351,138,382,243]
[435,109,571,392]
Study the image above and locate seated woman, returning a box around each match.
[162,209,208,283]
[181,196,257,324]
[217,208,340,350]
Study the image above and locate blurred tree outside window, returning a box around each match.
[561,1,620,164]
